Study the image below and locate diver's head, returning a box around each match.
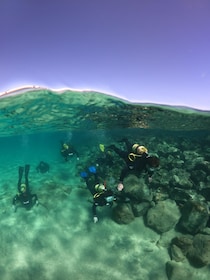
[63,143,69,150]
[147,155,160,168]
[95,183,106,193]
[132,144,148,155]
[20,183,26,193]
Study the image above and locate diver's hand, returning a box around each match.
[36,200,39,206]
[12,205,16,212]
[93,216,98,223]
[77,157,80,161]
[148,176,153,183]
[117,183,124,191]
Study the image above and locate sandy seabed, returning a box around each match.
[0,156,167,280]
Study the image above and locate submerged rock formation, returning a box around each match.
[146,199,181,233]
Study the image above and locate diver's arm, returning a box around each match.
[12,195,18,205]
[92,203,98,223]
[31,194,39,205]
[123,138,132,151]
[146,167,154,182]
[119,166,129,183]
[73,148,79,158]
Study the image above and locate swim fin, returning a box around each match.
[99,144,105,152]
[18,166,24,180]
[88,166,97,174]
[80,171,88,178]
[24,164,30,178]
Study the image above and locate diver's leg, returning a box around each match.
[24,164,30,186]
[110,145,128,160]
[18,166,24,188]
[124,138,132,151]
[31,194,39,206]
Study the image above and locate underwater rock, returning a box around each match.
[168,187,193,205]
[131,201,151,217]
[183,151,203,169]
[199,187,210,201]
[112,203,135,224]
[166,261,195,280]
[190,169,207,187]
[152,169,170,189]
[178,200,209,234]
[146,199,181,233]
[169,168,193,189]
[170,244,186,262]
[156,229,181,249]
[187,234,210,267]
[123,175,153,203]
[200,227,210,235]
[171,235,193,256]
[153,188,169,202]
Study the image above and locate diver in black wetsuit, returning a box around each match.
[36,161,50,173]
[60,142,80,162]
[80,166,117,223]
[108,138,160,190]
[12,164,39,212]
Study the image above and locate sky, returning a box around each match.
[0,0,210,110]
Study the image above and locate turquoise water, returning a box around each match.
[0,89,210,280]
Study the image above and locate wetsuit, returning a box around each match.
[92,189,115,217]
[109,139,154,182]
[36,161,50,173]
[83,171,116,220]
[12,165,38,211]
[61,142,79,161]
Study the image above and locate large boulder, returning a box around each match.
[171,235,193,256]
[170,244,186,262]
[178,200,209,234]
[131,201,151,217]
[171,233,210,268]
[168,187,193,204]
[187,234,210,267]
[166,261,195,280]
[123,175,153,202]
[112,203,135,224]
[146,199,181,233]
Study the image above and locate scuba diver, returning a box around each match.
[60,142,79,162]
[80,166,117,223]
[12,164,39,212]
[108,138,160,190]
[36,161,50,173]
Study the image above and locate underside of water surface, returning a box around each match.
[0,88,210,280]
[1,88,210,137]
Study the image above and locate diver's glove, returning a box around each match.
[93,216,98,223]
[117,183,124,191]
[36,200,39,206]
[148,176,153,183]
[12,205,17,212]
